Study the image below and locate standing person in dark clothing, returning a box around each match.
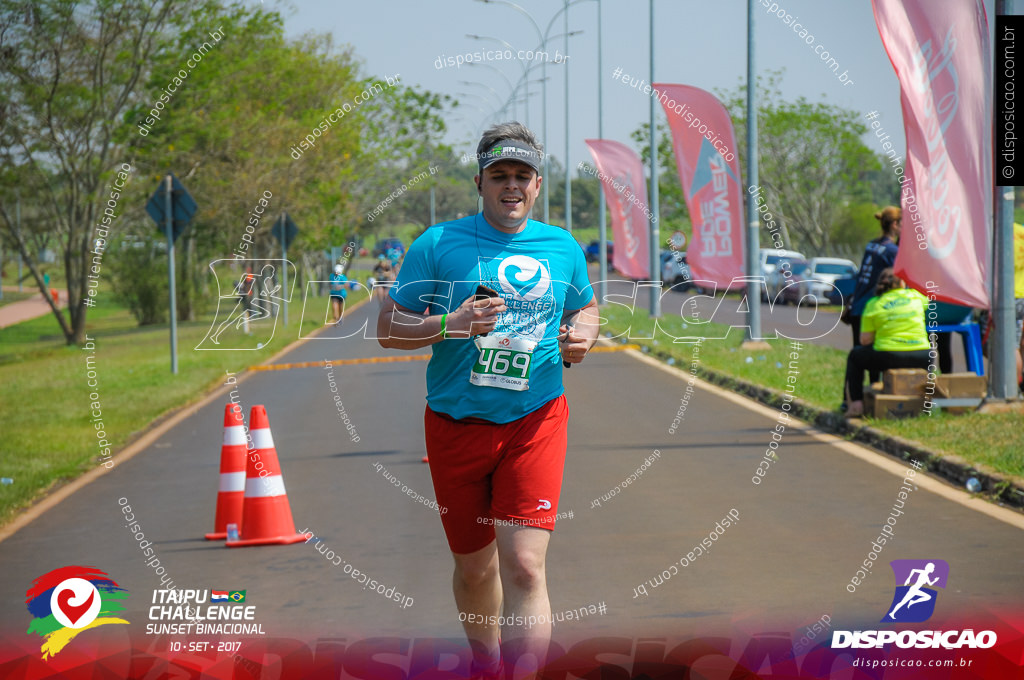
[847,206,901,347]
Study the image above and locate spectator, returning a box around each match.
[843,268,931,417]
[371,255,393,303]
[847,206,900,346]
[387,246,402,268]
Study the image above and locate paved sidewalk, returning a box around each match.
[0,286,64,329]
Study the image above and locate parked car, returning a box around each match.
[660,250,692,289]
[799,257,857,303]
[585,240,614,263]
[759,248,805,278]
[765,257,807,302]
[776,260,814,305]
[826,275,857,306]
[373,238,404,258]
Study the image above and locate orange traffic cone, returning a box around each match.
[205,404,249,540]
[226,405,305,547]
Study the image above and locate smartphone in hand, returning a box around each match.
[474,284,499,301]
[474,284,499,336]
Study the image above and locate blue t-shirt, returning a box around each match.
[329,273,347,297]
[850,236,898,314]
[389,213,594,423]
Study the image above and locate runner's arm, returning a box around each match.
[558,297,601,363]
[377,295,506,350]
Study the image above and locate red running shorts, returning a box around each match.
[424,395,568,554]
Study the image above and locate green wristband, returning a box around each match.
[440,313,448,339]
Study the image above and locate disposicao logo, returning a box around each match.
[832,559,997,650]
[25,566,129,659]
[882,559,948,623]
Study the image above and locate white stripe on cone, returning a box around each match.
[218,471,246,493]
[251,428,275,450]
[223,425,247,446]
[245,475,286,498]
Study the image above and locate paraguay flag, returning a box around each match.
[211,590,229,602]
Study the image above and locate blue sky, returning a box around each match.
[278,0,996,169]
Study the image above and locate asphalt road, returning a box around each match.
[1,296,1018,655]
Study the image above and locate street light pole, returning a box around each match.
[477,0,594,226]
[459,80,511,115]
[991,0,1018,400]
[648,0,660,317]
[597,0,607,301]
[164,175,178,374]
[564,0,572,232]
[744,0,763,344]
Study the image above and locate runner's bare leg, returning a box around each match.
[496,525,551,678]
[452,540,502,670]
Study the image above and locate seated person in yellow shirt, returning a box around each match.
[844,268,932,417]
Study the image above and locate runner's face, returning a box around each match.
[477,160,541,231]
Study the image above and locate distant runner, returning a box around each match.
[377,122,599,679]
[329,263,348,323]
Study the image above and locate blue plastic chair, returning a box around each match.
[929,302,984,376]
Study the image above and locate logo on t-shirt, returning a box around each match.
[498,255,550,301]
[488,255,555,340]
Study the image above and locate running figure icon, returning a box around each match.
[887,562,939,620]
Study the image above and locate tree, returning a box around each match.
[126,7,454,316]
[716,71,882,255]
[1,0,456,338]
[124,7,368,320]
[0,0,197,344]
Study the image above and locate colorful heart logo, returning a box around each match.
[56,588,95,625]
[49,578,101,629]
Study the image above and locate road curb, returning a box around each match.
[636,344,1024,512]
[0,296,371,543]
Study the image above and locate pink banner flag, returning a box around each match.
[873,0,991,308]
[653,83,745,290]
[584,139,651,279]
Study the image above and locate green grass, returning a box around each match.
[600,305,1024,481]
[2,263,66,291]
[0,287,367,525]
[566,226,600,245]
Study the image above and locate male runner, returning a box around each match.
[377,122,599,679]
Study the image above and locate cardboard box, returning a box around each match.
[870,394,925,419]
[883,369,929,396]
[936,373,987,399]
